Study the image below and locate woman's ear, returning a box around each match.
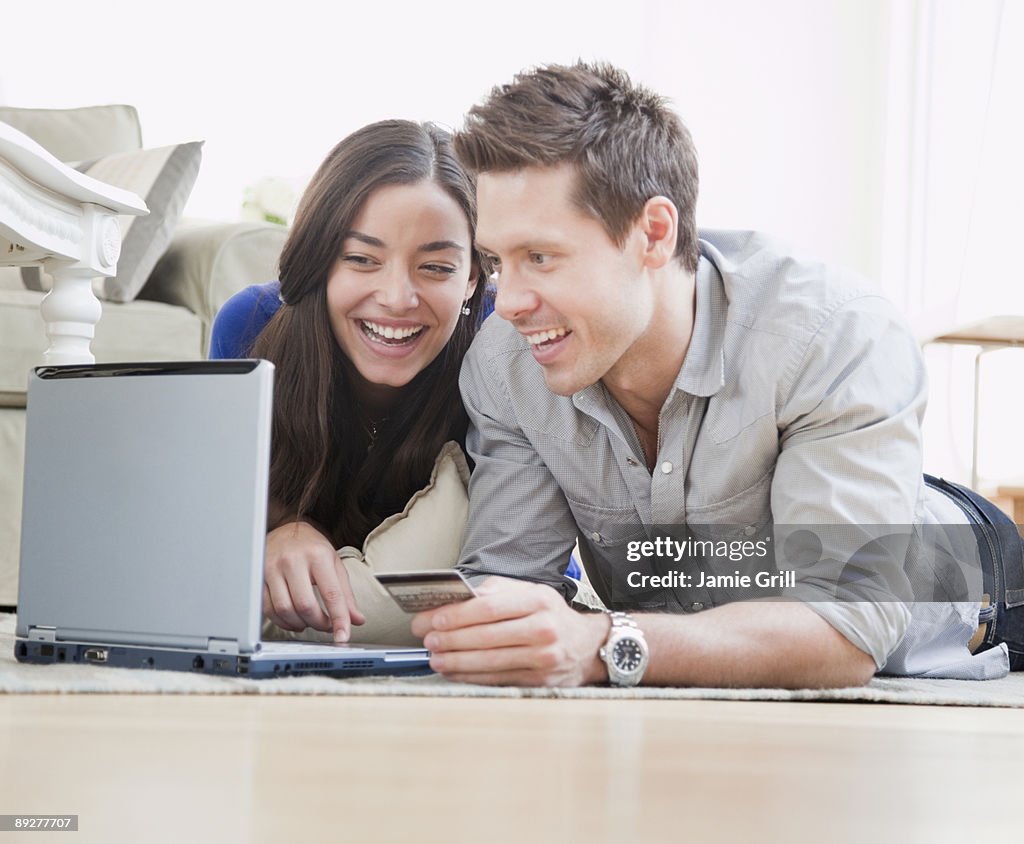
[465,260,481,302]
[638,196,678,270]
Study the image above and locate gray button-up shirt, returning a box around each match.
[458,229,1008,680]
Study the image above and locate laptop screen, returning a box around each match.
[16,360,273,653]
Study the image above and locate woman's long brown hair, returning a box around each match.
[250,121,488,548]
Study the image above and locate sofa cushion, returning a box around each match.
[0,287,203,396]
[0,407,25,603]
[0,104,142,162]
[22,141,204,303]
[142,220,289,337]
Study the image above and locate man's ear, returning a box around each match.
[638,196,678,270]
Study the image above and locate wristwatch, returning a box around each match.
[599,612,649,686]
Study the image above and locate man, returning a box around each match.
[411,62,1022,688]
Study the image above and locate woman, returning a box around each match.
[210,120,489,646]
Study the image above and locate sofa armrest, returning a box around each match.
[139,220,288,353]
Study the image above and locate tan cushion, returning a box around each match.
[0,287,203,394]
[0,408,25,603]
[0,104,142,162]
[0,268,24,290]
[263,441,471,647]
[142,220,288,336]
[361,440,471,571]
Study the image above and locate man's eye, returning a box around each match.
[528,253,550,266]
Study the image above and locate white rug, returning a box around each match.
[3,614,1024,705]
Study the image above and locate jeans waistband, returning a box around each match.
[924,474,1024,609]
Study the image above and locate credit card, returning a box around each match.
[375,569,478,613]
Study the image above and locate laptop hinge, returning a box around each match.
[207,638,240,655]
[28,626,57,643]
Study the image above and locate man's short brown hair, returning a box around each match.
[455,61,700,274]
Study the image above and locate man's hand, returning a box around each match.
[410,577,611,686]
[263,521,366,643]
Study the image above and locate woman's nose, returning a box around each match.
[376,267,419,311]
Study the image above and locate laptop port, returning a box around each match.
[83,648,108,663]
[192,656,205,671]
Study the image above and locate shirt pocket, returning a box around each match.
[685,466,774,541]
[568,499,653,609]
[567,498,647,549]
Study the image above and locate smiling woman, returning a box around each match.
[327,180,477,395]
[208,121,489,647]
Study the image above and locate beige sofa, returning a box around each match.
[0,105,288,605]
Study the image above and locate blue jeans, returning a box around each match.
[924,474,1024,670]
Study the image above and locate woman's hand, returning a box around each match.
[263,521,366,643]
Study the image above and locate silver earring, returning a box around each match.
[461,303,471,316]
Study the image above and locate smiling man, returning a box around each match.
[411,62,1024,688]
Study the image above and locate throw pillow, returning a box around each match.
[22,141,203,303]
[262,441,471,647]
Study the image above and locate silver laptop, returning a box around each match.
[14,360,430,679]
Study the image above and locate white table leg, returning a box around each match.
[1,126,144,368]
[39,263,102,365]
[36,203,122,366]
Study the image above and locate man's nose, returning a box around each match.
[494,267,539,321]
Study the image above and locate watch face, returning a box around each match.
[612,637,645,673]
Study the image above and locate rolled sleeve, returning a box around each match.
[773,295,928,666]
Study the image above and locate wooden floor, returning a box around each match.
[1,694,1021,843]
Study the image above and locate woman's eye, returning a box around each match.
[342,254,376,267]
[422,264,458,276]
[528,253,550,266]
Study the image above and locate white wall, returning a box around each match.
[6,0,1020,490]
[0,0,890,281]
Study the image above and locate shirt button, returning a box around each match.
[590,531,602,543]
[744,525,757,536]
[691,602,704,611]
[661,461,673,474]
[626,457,639,467]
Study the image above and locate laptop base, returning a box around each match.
[15,638,433,679]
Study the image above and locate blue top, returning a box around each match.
[209,281,282,359]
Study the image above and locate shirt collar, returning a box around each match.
[674,247,727,398]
